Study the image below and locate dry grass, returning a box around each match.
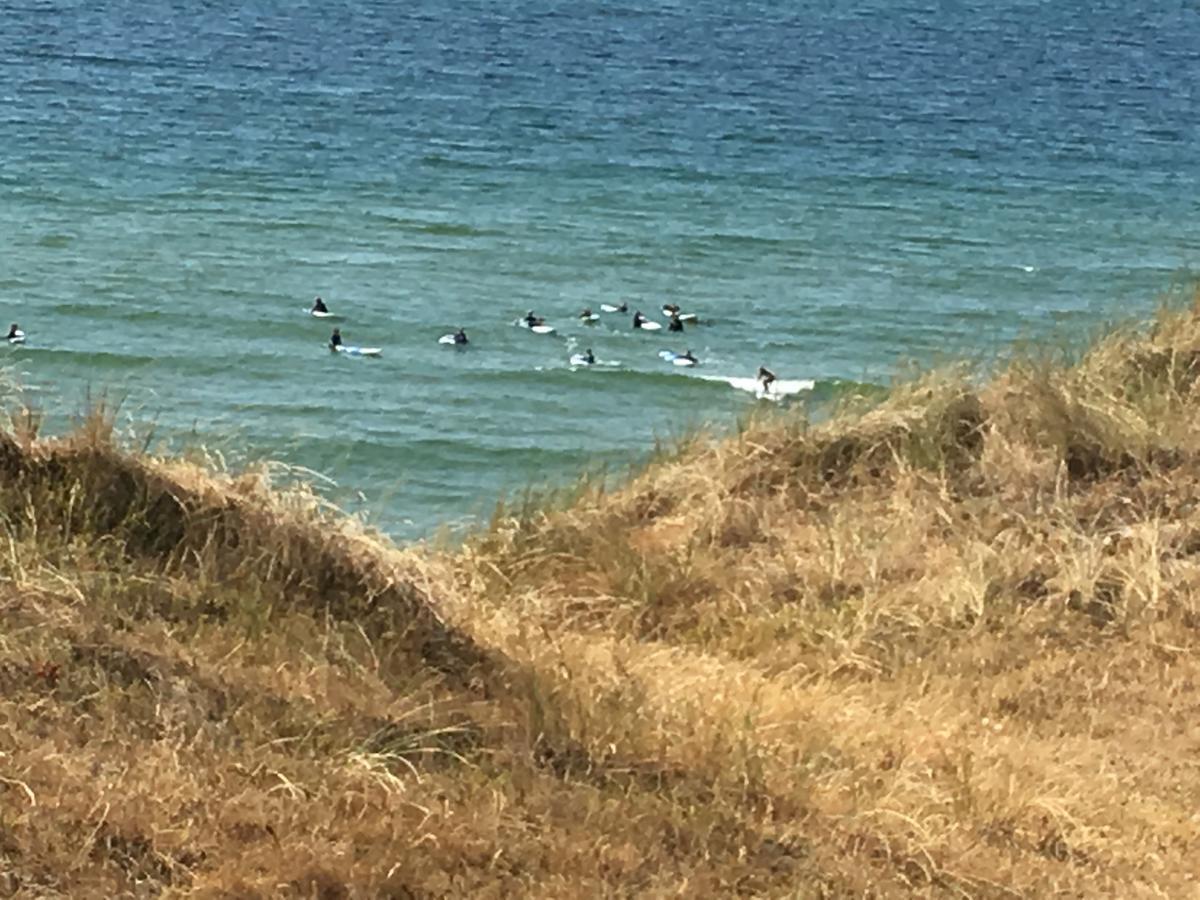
[4,297,1200,896]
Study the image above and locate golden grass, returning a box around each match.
[4,296,1200,896]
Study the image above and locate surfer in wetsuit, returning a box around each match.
[663,303,680,315]
[679,349,698,363]
[6,323,21,341]
[668,312,684,333]
[453,328,469,345]
[757,366,777,392]
[329,328,343,350]
[579,307,595,320]
[583,348,595,364]
[523,310,545,328]
[632,310,648,329]
[312,296,329,314]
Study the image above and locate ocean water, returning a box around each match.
[2,0,1199,539]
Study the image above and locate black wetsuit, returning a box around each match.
[584,351,595,364]
[454,330,468,345]
[633,312,646,328]
[313,299,328,313]
[6,326,19,340]
[758,368,777,390]
[330,330,343,349]
[668,315,684,332]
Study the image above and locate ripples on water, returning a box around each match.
[2,0,1198,538]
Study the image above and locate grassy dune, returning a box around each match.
[3,299,1200,897]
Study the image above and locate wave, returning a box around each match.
[419,154,496,172]
[409,221,503,239]
[695,374,815,399]
[4,347,160,368]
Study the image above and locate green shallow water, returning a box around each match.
[3,0,1200,538]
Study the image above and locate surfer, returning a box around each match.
[311,296,329,314]
[6,323,22,341]
[329,328,343,350]
[579,307,594,319]
[523,310,545,328]
[679,349,698,364]
[453,328,469,345]
[583,348,595,364]
[632,310,648,329]
[663,303,680,315]
[757,366,777,392]
[668,312,684,333]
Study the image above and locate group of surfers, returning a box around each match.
[312,296,778,393]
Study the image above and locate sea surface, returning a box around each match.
[3,0,1199,539]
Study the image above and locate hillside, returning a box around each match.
[2,300,1200,897]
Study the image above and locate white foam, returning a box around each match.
[700,374,815,398]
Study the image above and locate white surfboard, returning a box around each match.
[661,308,697,322]
[712,376,814,399]
[579,313,599,323]
[636,320,663,331]
[334,345,382,357]
[658,350,697,367]
[439,334,469,345]
[569,353,595,366]
[600,303,627,314]
[8,335,26,345]
[516,319,556,334]
[309,309,337,318]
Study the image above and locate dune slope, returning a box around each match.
[4,300,1200,896]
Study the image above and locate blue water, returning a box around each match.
[3,0,1199,538]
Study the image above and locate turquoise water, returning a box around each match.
[3,1,1199,538]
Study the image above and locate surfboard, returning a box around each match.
[516,319,556,334]
[439,334,468,345]
[569,354,595,367]
[309,309,337,318]
[636,320,663,331]
[579,313,599,323]
[661,308,697,322]
[710,376,815,399]
[600,303,627,314]
[334,345,382,357]
[8,335,26,345]
[658,350,697,366]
